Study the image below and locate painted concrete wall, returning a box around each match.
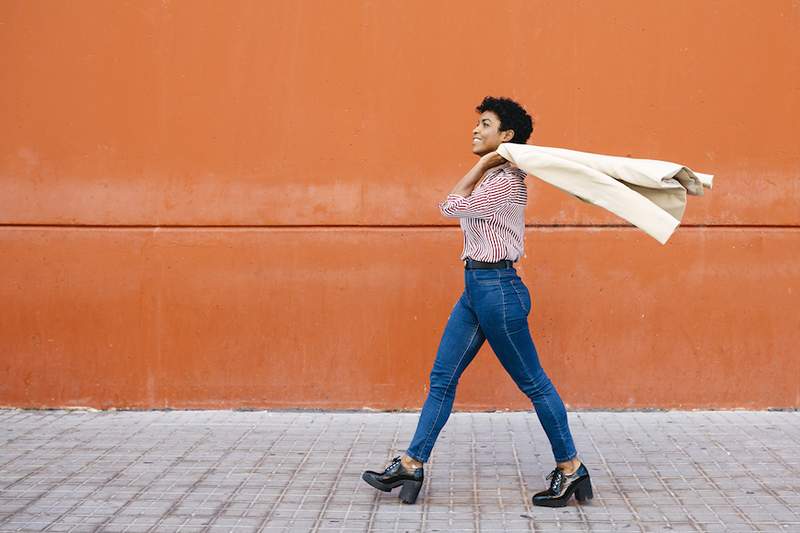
[1,0,798,409]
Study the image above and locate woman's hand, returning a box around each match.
[479,151,508,170]
[448,151,509,197]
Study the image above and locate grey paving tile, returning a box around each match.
[0,409,798,532]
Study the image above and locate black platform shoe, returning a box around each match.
[532,462,593,507]
[361,455,424,504]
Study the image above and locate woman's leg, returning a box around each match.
[405,290,486,464]
[471,273,578,464]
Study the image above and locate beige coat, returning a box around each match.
[495,142,714,244]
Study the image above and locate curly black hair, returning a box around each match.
[475,96,534,144]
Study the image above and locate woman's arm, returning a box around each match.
[439,152,511,219]
[439,176,515,219]
[449,152,507,197]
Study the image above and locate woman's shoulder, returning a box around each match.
[503,164,527,179]
[478,164,526,194]
[486,162,526,180]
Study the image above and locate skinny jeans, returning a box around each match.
[405,265,578,464]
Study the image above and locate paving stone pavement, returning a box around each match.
[0,409,798,532]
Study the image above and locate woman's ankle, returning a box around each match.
[557,456,581,474]
[402,454,423,469]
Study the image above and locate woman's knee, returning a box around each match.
[520,367,555,398]
[429,367,462,395]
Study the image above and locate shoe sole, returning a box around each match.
[362,473,423,504]
[361,472,404,492]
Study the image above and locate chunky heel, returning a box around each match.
[399,479,422,504]
[574,477,593,502]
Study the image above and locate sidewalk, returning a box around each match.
[0,409,797,532]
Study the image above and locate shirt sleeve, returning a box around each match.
[438,176,513,219]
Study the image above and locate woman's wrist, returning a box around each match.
[474,157,492,173]
[450,163,486,196]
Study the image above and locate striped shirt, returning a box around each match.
[438,162,528,262]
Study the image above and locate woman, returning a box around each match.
[362,96,593,507]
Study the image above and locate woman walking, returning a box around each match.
[362,96,593,507]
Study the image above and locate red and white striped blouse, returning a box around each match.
[438,162,528,262]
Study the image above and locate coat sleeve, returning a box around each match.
[438,176,513,219]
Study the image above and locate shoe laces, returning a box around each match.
[385,456,402,472]
[545,467,564,492]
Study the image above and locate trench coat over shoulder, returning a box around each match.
[495,142,714,245]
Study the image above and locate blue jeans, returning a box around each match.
[405,265,578,464]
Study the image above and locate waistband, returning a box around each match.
[464,258,514,270]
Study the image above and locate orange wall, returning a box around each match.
[1,0,798,409]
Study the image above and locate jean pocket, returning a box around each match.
[510,278,532,314]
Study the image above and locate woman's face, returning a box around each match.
[472,111,514,156]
